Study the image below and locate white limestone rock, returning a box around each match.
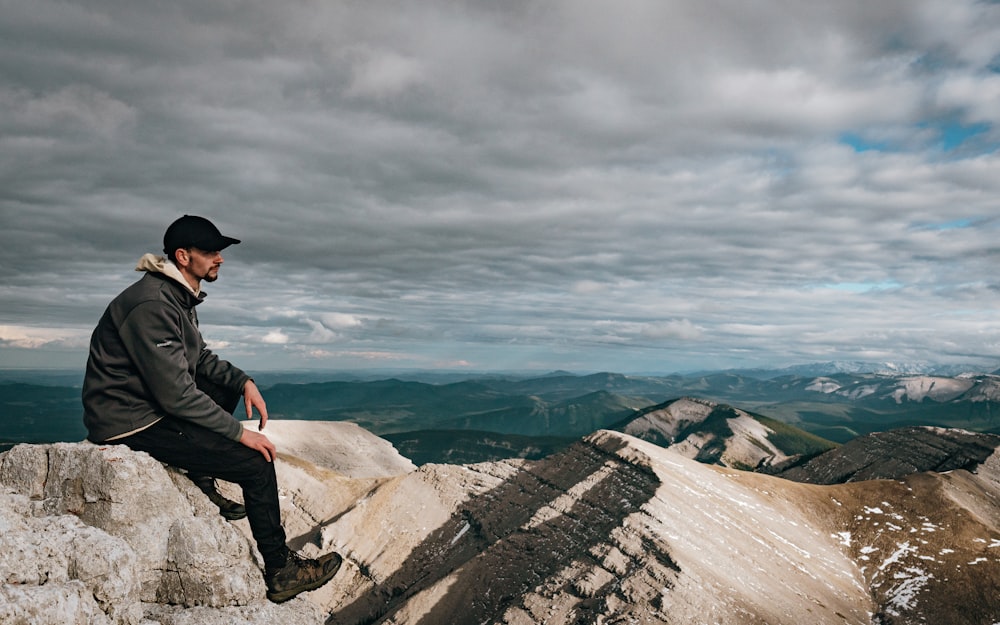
[1,441,193,599]
[0,490,141,625]
[0,442,322,624]
[142,599,326,624]
[157,517,263,607]
[0,581,113,625]
[258,419,417,478]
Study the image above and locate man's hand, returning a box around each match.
[243,379,269,431]
[240,428,276,462]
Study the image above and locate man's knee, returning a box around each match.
[231,450,278,486]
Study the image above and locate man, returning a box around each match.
[82,214,341,603]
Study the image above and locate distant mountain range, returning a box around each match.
[256,368,1000,463]
[708,359,996,378]
[5,364,1000,463]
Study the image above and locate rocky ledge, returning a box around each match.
[0,442,326,625]
[778,425,1000,484]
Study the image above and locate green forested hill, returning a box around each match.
[5,368,1000,461]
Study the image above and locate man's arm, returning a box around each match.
[197,345,252,403]
[118,302,243,441]
[197,345,268,430]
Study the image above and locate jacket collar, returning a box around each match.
[135,253,202,297]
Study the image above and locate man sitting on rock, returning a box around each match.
[82,214,341,603]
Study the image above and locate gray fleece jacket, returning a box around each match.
[82,254,250,443]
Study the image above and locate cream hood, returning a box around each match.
[135,253,200,296]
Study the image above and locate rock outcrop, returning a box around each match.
[0,420,415,625]
[777,425,1000,484]
[258,420,416,479]
[0,442,325,624]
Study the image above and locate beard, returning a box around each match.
[202,267,220,282]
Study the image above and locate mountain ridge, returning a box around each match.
[303,424,1000,624]
[5,419,1000,623]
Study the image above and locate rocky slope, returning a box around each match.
[778,426,1000,484]
[302,430,1000,624]
[4,419,1000,624]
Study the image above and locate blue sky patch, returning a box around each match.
[838,132,888,153]
[840,119,995,156]
[933,119,992,151]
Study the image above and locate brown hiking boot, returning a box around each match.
[265,551,343,603]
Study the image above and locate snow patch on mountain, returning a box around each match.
[805,377,842,393]
[801,372,1000,405]
[964,375,1000,402]
[888,376,974,403]
[775,361,989,377]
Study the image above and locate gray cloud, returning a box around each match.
[2,0,1000,373]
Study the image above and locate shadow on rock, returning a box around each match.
[329,435,668,625]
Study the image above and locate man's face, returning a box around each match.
[188,248,223,283]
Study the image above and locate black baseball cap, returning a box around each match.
[163,215,241,256]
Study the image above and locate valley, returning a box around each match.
[5,364,1000,464]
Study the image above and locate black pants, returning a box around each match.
[119,417,288,569]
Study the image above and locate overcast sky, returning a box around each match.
[2,0,1000,375]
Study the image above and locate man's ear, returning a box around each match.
[174,248,191,268]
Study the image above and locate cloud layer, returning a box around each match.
[2,0,1000,373]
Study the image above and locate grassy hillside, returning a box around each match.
[753,414,839,457]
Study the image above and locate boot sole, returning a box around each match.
[220,508,247,521]
[266,555,343,603]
